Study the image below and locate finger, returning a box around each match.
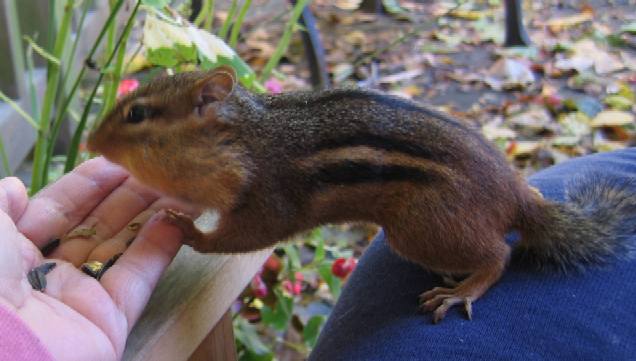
[0,177,28,222]
[99,213,183,331]
[0,213,43,306]
[18,157,128,248]
[86,197,199,263]
[49,177,159,266]
[36,261,127,356]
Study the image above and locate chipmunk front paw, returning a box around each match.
[159,209,202,246]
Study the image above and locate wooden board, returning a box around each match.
[123,246,271,360]
[188,310,237,361]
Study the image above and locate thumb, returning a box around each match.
[0,177,28,222]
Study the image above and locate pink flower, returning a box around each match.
[264,78,283,94]
[117,78,140,97]
[250,273,268,298]
[282,273,304,295]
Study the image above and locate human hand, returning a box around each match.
[0,157,196,360]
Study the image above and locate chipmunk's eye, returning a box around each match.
[127,105,149,124]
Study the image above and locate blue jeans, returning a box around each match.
[310,148,636,361]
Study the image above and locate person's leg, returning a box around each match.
[310,148,636,361]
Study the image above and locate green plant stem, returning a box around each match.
[30,0,75,194]
[0,91,38,129]
[260,0,312,82]
[0,135,11,176]
[64,0,141,173]
[229,0,252,48]
[60,0,92,95]
[25,43,39,115]
[99,0,120,119]
[5,0,26,97]
[204,0,216,30]
[218,0,238,40]
[194,0,211,26]
[42,0,92,185]
[101,7,134,117]
[45,0,127,183]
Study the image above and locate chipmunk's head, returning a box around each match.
[87,66,248,205]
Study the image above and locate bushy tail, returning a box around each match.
[513,173,636,272]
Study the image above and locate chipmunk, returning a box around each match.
[87,66,636,323]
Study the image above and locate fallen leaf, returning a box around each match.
[335,0,362,10]
[621,21,636,34]
[604,95,633,110]
[591,110,635,127]
[506,140,541,158]
[379,69,423,83]
[484,58,535,91]
[448,9,488,21]
[508,106,557,135]
[554,56,594,73]
[554,39,624,75]
[382,0,410,19]
[558,111,592,138]
[545,11,593,33]
[332,63,354,83]
[482,123,517,140]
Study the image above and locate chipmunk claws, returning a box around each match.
[160,209,201,246]
[419,287,474,323]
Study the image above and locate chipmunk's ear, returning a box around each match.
[194,66,236,105]
[193,66,237,120]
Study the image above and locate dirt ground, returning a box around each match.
[234,0,636,176]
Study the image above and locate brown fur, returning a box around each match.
[88,67,636,323]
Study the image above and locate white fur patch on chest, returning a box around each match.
[194,208,220,234]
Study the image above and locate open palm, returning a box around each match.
[0,157,195,360]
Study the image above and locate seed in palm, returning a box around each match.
[27,262,57,292]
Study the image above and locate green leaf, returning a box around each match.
[303,315,325,347]
[233,318,274,361]
[606,34,628,47]
[200,55,263,92]
[22,36,60,65]
[0,90,38,130]
[621,22,636,34]
[618,83,635,102]
[146,43,197,68]
[472,17,504,44]
[551,42,572,53]
[604,95,633,110]
[283,244,302,271]
[239,351,274,361]
[382,0,409,19]
[261,290,294,331]
[142,0,170,9]
[318,262,342,299]
[313,236,325,264]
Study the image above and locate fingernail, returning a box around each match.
[41,238,60,257]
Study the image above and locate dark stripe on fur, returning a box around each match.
[310,161,439,188]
